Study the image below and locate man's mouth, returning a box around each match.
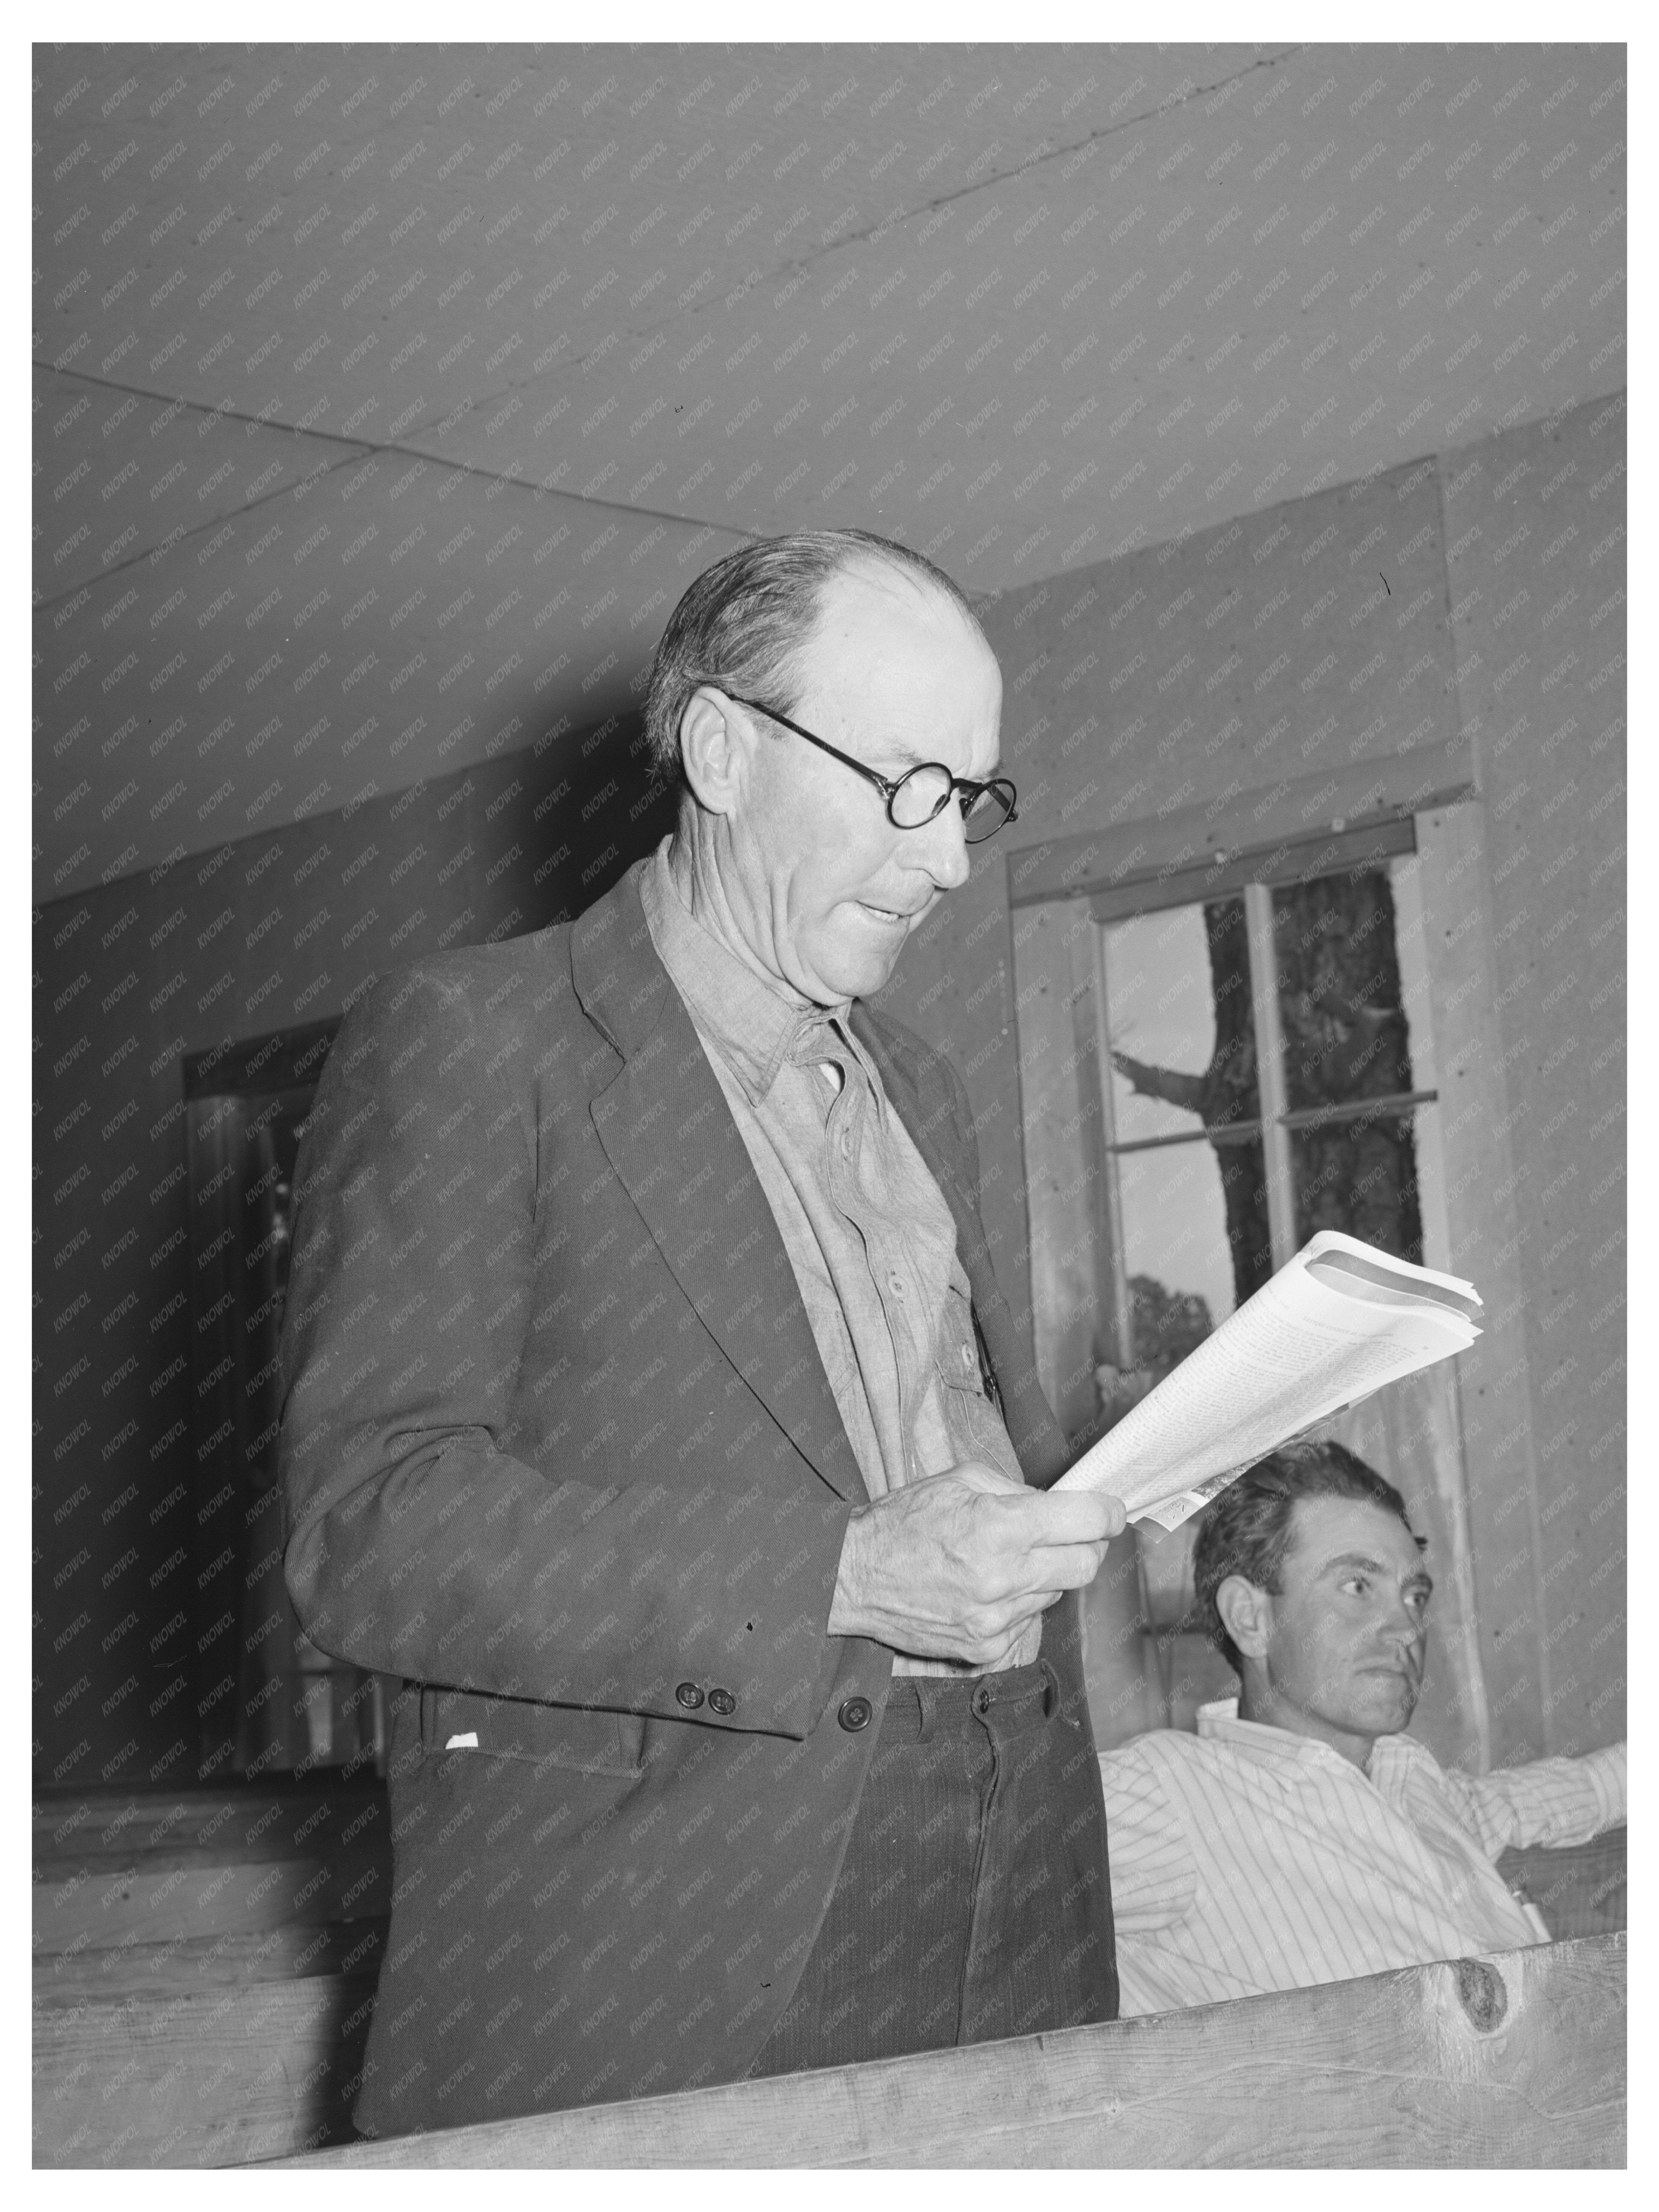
[857,901,915,923]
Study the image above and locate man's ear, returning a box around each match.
[679,689,744,819]
[1215,1574,1274,1661]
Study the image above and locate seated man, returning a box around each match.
[1100,1441,1626,2014]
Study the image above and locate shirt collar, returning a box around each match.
[1195,1696,1427,1780]
[639,835,875,1109]
[1195,1696,1303,1751]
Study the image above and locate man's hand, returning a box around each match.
[827,1461,1127,1671]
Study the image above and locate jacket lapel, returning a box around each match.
[572,866,868,1505]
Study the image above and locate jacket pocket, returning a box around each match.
[420,1686,646,1775]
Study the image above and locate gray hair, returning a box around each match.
[639,528,982,787]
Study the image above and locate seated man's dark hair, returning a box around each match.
[1193,1441,1425,1672]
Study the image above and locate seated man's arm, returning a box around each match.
[1438,1741,1627,1858]
[278,966,853,1740]
[1097,1745,1198,1935]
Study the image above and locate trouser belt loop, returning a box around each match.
[912,1678,939,1744]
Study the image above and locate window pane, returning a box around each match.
[1102,900,1253,1145]
[1102,896,1274,1318]
[1113,1142,1253,1338]
[1270,866,1426,1265]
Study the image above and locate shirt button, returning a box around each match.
[675,1682,705,1711]
[961,1343,976,1372]
[837,1696,873,1733]
[888,1272,905,1297]
[708,1687,736,1717]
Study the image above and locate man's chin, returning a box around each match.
[808,939,906,1005]
[1354,1674,1420,1733]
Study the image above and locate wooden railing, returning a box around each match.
[33,1784,1625,2169]
[276,1934,1625,2169]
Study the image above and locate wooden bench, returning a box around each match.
[32,1785,1625,2168]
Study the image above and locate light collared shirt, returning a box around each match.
[638,840,1025,1674]
[1101,1696,1627,2015]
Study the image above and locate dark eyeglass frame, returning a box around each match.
[714,688,1020,843]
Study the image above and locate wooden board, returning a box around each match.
[33,1783,387,1868]
[32,1785,391,1964]
[33,1838,390,1960]
[34,1971,377,2169]
[32,1783,390,2165]
[1007,899,1156,1748]
[35,1918,387,2002]
[269,1933,1624,2170]
[1412,800,1551,1764]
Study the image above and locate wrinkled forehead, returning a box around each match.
[1287,1494,1428,1581]
[794,563,1001,750]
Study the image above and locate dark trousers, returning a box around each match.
[747,1658,1116,2077]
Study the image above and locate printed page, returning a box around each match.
[1056,1235,1479,1522]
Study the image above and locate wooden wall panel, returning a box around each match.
[1005,900,1152,1740]
[1439,395,1627,1755]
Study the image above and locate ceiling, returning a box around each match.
[33,41,1626,902]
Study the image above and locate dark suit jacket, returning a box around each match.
[278,858,1114,2137]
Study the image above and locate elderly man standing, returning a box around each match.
[278,528,1125,2139]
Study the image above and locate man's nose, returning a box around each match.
[912,798,972,890]
[1381,1598,1425,1653]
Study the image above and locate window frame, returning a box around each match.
[1007,786,1494,1763]
[1090,819,1440,1364]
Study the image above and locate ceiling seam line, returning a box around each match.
[35,390,757,614]
[328,45,1310,439]
[41,43,1308,497]
[37,462,757,617]
[35,46,1308,613]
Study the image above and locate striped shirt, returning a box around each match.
[1101,1699,1626,2015]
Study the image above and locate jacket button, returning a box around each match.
[708,1687,736,1716]
[838,1696,873,1733]
[675,1682,705,1710]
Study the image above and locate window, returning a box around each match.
[1089,830,1449,1728]
[1009,802,1483,1762]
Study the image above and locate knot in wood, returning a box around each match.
[1452,1956,1508,2033]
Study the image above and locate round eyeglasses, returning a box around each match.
[717,690,1020,844]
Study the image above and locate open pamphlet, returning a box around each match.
[1054,1230,1483,1530]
